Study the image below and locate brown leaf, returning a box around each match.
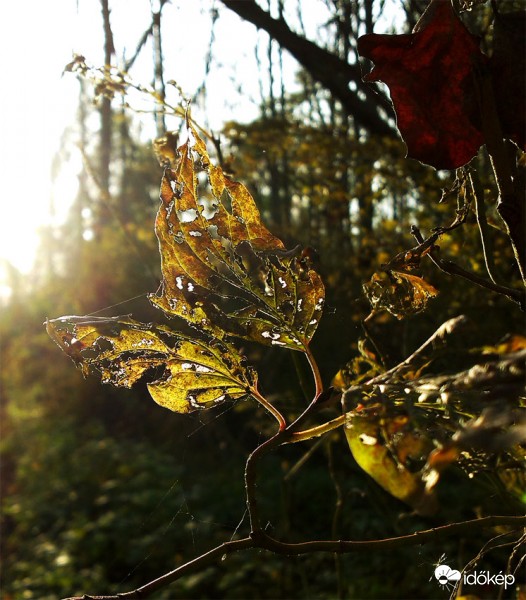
[150,125,325,351]
[46,316,256,414]
[363,271,438,319]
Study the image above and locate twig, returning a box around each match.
[410,226,525,308]
[474,63,526,284]
[244,430,286,534]
[289,414,346,443]
[469,170,500,285]
[370,315,468,385]
[62,516,526,600]
[282,345,325,434]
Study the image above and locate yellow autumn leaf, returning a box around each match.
[46,316,256,414]
[149,125,325,351]
[344,408,437,515]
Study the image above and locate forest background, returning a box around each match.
[1,1,525,599]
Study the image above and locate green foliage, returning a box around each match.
[2,2,525,598]
[2,418,185,599]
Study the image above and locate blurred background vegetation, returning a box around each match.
[1,1,524,598]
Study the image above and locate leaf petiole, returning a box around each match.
[305,344,323,399]
[251,388,287,431]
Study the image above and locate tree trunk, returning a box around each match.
[99,0,115,225]
[151,0,166,137]
[220,0,395,136]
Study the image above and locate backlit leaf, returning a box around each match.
[363,271,438,319]
[358,0,486,169]
[149,124,325,351]
[332,340,383,389]
[46,315,256,414]
[344,407,437,515]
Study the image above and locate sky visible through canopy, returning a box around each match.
[0,1,260,297]
[0,0,400,300]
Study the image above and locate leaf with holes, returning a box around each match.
[363,271,438,319]
[46,315,257,413]
[344,407,437,515]
[149,124,325,352]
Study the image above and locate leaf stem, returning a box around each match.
[469,170,500,286]
[305,344,324,399]
[289,414,346,443]
[251,388,287,431]
[283,345,325,435]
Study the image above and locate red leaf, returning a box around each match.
[358,0,487,170]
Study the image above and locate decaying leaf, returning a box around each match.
[46,315,257,414]
[344,406,437,515]
[332,340,384,389]
[423,405,526,503]
[363,271,438,319]
[149,124,325,352]
[358,0,486,169]
[427,407,526,471]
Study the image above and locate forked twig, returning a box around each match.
[410,226,525,308]
[62,516,526,600]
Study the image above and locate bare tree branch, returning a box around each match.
[219,0,396,135]
[62,516,526,600]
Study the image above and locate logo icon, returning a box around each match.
[434,565,461,590]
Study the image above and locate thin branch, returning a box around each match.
[474,63,526,283]
[283,345,325,434]
[410,226,525,308]
[370,315,468,384]
[244,430,286,533]
[289,413,346,443]
[469,169,501,285]
[219,0,395,135]
[62,516,526,600]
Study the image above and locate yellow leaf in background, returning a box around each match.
[482,333,526,355]
[344,408,437,515]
